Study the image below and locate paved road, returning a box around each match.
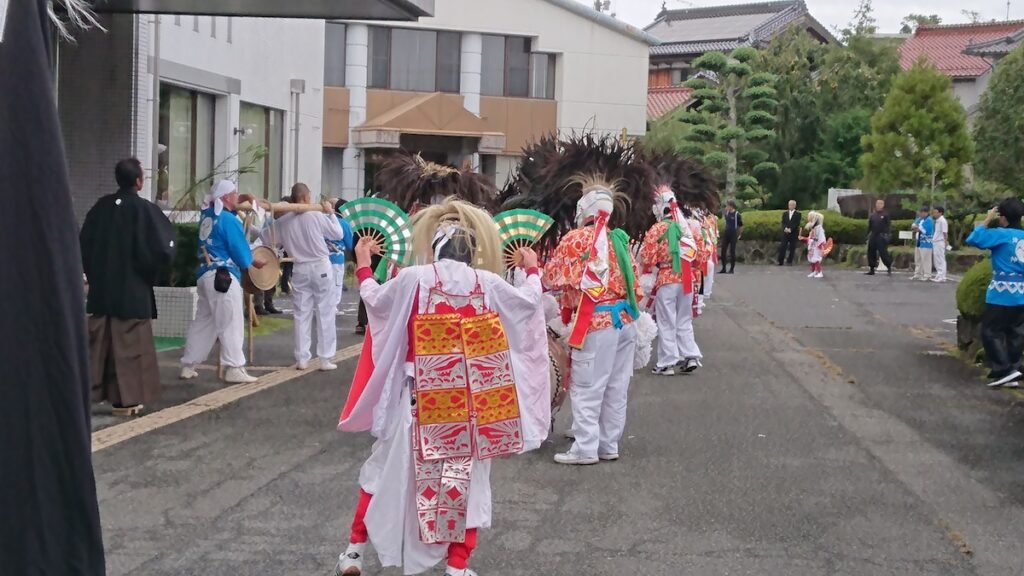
[92,267,1024,576]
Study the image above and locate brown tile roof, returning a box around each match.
[899,21,1024,78]
[647,86,693,120]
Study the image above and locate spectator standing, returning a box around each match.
[719,200,742,274]
[865,199,893,276]
[911,207,935,281]
[932,206,949,282]
[777,200,801,266]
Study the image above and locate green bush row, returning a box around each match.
[956,258,992,318]
[722,210,915,244]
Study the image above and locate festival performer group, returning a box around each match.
[110,133,717,575]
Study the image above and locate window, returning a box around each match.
[157,85,215,209]
[481,35,505,96]
[368,27,391,89]
[324,23,347,87]
[390,28,437,91]
[671,69,689,85]
[505,37,530,97]
[529,53,555,99]
[238,103,285,200]
[483,35,554,99]
[366,26,462,93]
[436,31,461,93]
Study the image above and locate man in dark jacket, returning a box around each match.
[81,158,177,415]
[866,198,893,276]
[777,200,801,265]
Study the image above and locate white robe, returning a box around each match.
[339,260,550,575]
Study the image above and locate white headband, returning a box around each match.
[431,222,473,261]
[204,180,236,216]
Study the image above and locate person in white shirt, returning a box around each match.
[274,183,345,370]
[932,206,949,282]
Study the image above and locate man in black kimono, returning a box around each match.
[0,0,106,573]
[81,158,177,415]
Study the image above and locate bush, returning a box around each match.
[720,210,914,244]
[956,258,992,318]
[159,223,200,288]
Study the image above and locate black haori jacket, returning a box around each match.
[81,187,177,319]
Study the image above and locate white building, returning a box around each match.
[320,0,657,199]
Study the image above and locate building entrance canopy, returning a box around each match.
[93,0,433,19]
[353,92,506,154]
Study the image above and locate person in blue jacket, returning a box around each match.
[180,180,265,384]
[965,197,1024,388]
[330,199,355,312]
[911,206,935,280]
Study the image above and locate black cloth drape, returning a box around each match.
[0,1,106,574]
[81,187,176,319]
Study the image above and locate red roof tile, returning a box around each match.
[899,21,1024,78]
[647,86,693,120]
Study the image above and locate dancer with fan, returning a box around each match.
[334,198,549,576]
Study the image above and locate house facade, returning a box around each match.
[320,0,656,198]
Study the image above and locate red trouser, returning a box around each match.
[350,489,477,569]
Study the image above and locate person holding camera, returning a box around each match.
[180,180,265,384]
[865,199,893,276]
[965,199,1024,388]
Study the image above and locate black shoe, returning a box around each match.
[887,268,893,276]
[354,325,366,335]
[865,269,875,276]
[265,305,282,314]
[727,269,735,274]
[254,307,268,316]
[720,269,727,274]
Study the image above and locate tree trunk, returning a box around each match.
[726,85,738,201]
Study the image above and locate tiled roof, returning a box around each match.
[645,0,835,58]
[899,21,1024,78]
[964,27,1024,57]
[647,86,694,120]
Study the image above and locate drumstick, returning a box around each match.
[247,294,255,362]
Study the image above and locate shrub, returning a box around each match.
[956,258,992,318]
[159,223,200,288]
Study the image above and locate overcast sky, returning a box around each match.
[591,0,1021,35]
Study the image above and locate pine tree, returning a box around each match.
[860,61,973,193]
[679,47,779,204]
[973,45,1024,193]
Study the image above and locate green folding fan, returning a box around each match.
[493,209,554,268]
[338,197,413,266]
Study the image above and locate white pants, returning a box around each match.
[703,264,714,299]
[332,262,347,309]
[181,270,246,368]
[291,258,337,363]
[913,247,933,278]
[568,323,637,458]
[932,241,947,280]
[654,284,702,368]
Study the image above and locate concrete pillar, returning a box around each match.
[341,23,369,200]
[215,94,241,176]
[460,33,482,116]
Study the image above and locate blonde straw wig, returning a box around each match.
[409,197,503,274]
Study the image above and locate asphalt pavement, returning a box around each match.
[91,265,1024,576]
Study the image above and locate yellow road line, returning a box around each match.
[91,342,363,453]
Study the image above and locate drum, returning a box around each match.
[247,246,281,291]
[548,329,571,421]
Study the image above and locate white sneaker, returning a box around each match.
[987,370,1023,389]
[443,568,478,576]
[296,361,309,370]
[224,367,257,383]
[651,366,676,376]
[334,543,365,576]
[931,277,946,283]
[598,453,620,461]
[320,360,338,371]
[807,271,816,277]
[554,451,599,465]
[179,365,198,380]
[813,272,824,279]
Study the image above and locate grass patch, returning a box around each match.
[250,316,293,337]
[154,336,186,352]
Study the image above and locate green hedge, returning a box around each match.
[721,210,915,244]
[956,258,992,318]
[159,223,200,288]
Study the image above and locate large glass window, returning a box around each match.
[368,26,391,89]
[324,23,347,87]
[238,103,284,201]
[157,84,215,209]
[505,37,530,98]
[530,53,556,99]
[481,35,505,97]
[436,31,462,93]
[390,28,437,91]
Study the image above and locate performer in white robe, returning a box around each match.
[334,199,549,576]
